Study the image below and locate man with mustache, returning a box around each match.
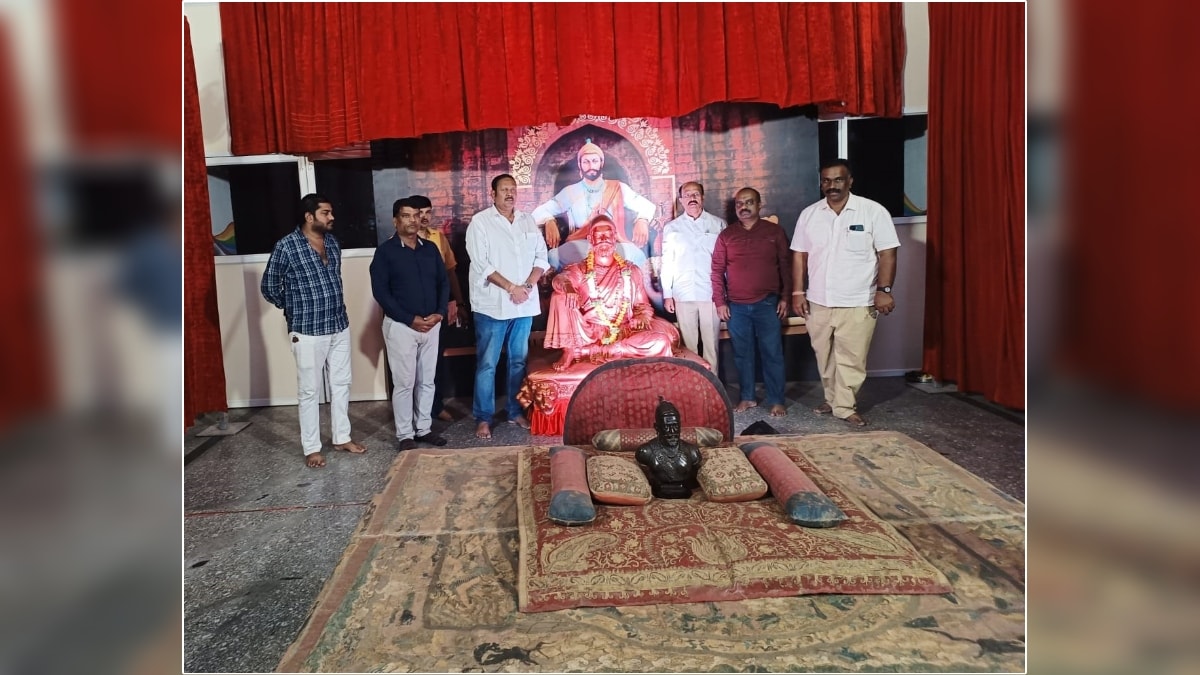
[465,174,549,438]
[531,139,657,254]
[711,188,792,417]
[790,159,900,427]
[544,216,679,372]
[411,194,466,423]
[261,194,368,467]
[370,197,450,451]
[660,181,726,372]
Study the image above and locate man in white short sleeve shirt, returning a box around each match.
[660,181,725,371]
[790,159,900,427]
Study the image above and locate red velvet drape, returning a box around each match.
[221,2,905,154]
[185,19,229,426]
[922,4,1025,409]
[0,24,54,431]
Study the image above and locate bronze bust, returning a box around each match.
[635,398,703,498]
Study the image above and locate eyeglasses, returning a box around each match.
[820,177,848,186]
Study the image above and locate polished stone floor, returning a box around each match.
[183,376,1024,673]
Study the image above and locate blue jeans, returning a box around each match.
[726,295,786,407]
[472,312,533,423]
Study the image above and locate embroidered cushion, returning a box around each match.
[696,446,768,503]
[591,426,723,452]
[547,446,595,525]
[740,441,847,527]
[586,454,652,505]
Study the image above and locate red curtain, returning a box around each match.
[185,19,229,426]
[221,2,905,154]
[922,4,1025,409]
[0,24,54,431]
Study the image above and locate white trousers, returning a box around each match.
[382,317,440,440]
[290,328,353,456]
[674,300,720,372]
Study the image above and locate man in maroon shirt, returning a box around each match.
[710,188,792,417]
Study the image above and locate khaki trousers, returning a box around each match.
[674,300,720,372]
[806,303,877,419]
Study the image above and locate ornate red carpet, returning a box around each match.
[517,442,952,612]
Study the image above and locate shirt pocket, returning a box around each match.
[522,232,541,267]
[845,228,870,253]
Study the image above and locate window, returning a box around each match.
[207,155,304,256]
[817,113,929,221]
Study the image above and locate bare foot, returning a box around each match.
[734,400,759,413]
[552,352,575,372]
[475,421,492,439]
[813,403,832,415]
[333,440,367,454]
[843,413,867,427]
[305,452,326,468]
[509,414,531,430]
[769,404,787,417]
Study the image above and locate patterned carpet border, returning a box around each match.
[277,432,1026,673]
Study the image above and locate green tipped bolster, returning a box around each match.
[548,489,596,525]
[784,491,847,528]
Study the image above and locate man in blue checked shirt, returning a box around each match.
[261,193,368,467]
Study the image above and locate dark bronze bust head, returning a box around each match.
[636,397,703,498]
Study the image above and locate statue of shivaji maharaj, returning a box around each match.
[544,215,680,372]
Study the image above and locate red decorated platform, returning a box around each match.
[515,347,713,437]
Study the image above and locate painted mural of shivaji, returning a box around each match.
[532,138,657,272]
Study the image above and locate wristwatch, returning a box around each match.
[878,286,892,294]
[523,283,534,291]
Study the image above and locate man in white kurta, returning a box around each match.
[790,159,900,427]
[660,181,726,371]
[465,174,549,439]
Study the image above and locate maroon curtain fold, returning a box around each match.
[221,2,905,154]
[923,4,1025,409]
[0,24,54,432]
[184,19,228,426]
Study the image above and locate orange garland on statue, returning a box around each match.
[584,250,632,345]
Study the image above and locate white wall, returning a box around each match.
[186,2,932,406]
[214,252,387,407]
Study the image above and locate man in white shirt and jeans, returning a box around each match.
[660,181,726,372]
[790,159,900,427]
[465,174,549,438]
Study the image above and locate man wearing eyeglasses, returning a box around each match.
[790,159,900,427]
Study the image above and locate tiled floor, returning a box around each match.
[183,376,1023,673]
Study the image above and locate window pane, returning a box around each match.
[207,162,300,255]
[313,158,378,249]
[844,115,928,218]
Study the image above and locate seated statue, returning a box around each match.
[545,215,679,372]
[635,397,703,499]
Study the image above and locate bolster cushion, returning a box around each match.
[547,446,596,525]
[591,427,723,452]
[740,441,847,527]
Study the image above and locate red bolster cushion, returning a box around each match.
[548,446,595,525]
[740,441,846,527]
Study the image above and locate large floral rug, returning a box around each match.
[277,432,1025,672]
[517,444,951,612]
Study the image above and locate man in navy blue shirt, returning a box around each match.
[371,197,451,450]
[262,194,368,467]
